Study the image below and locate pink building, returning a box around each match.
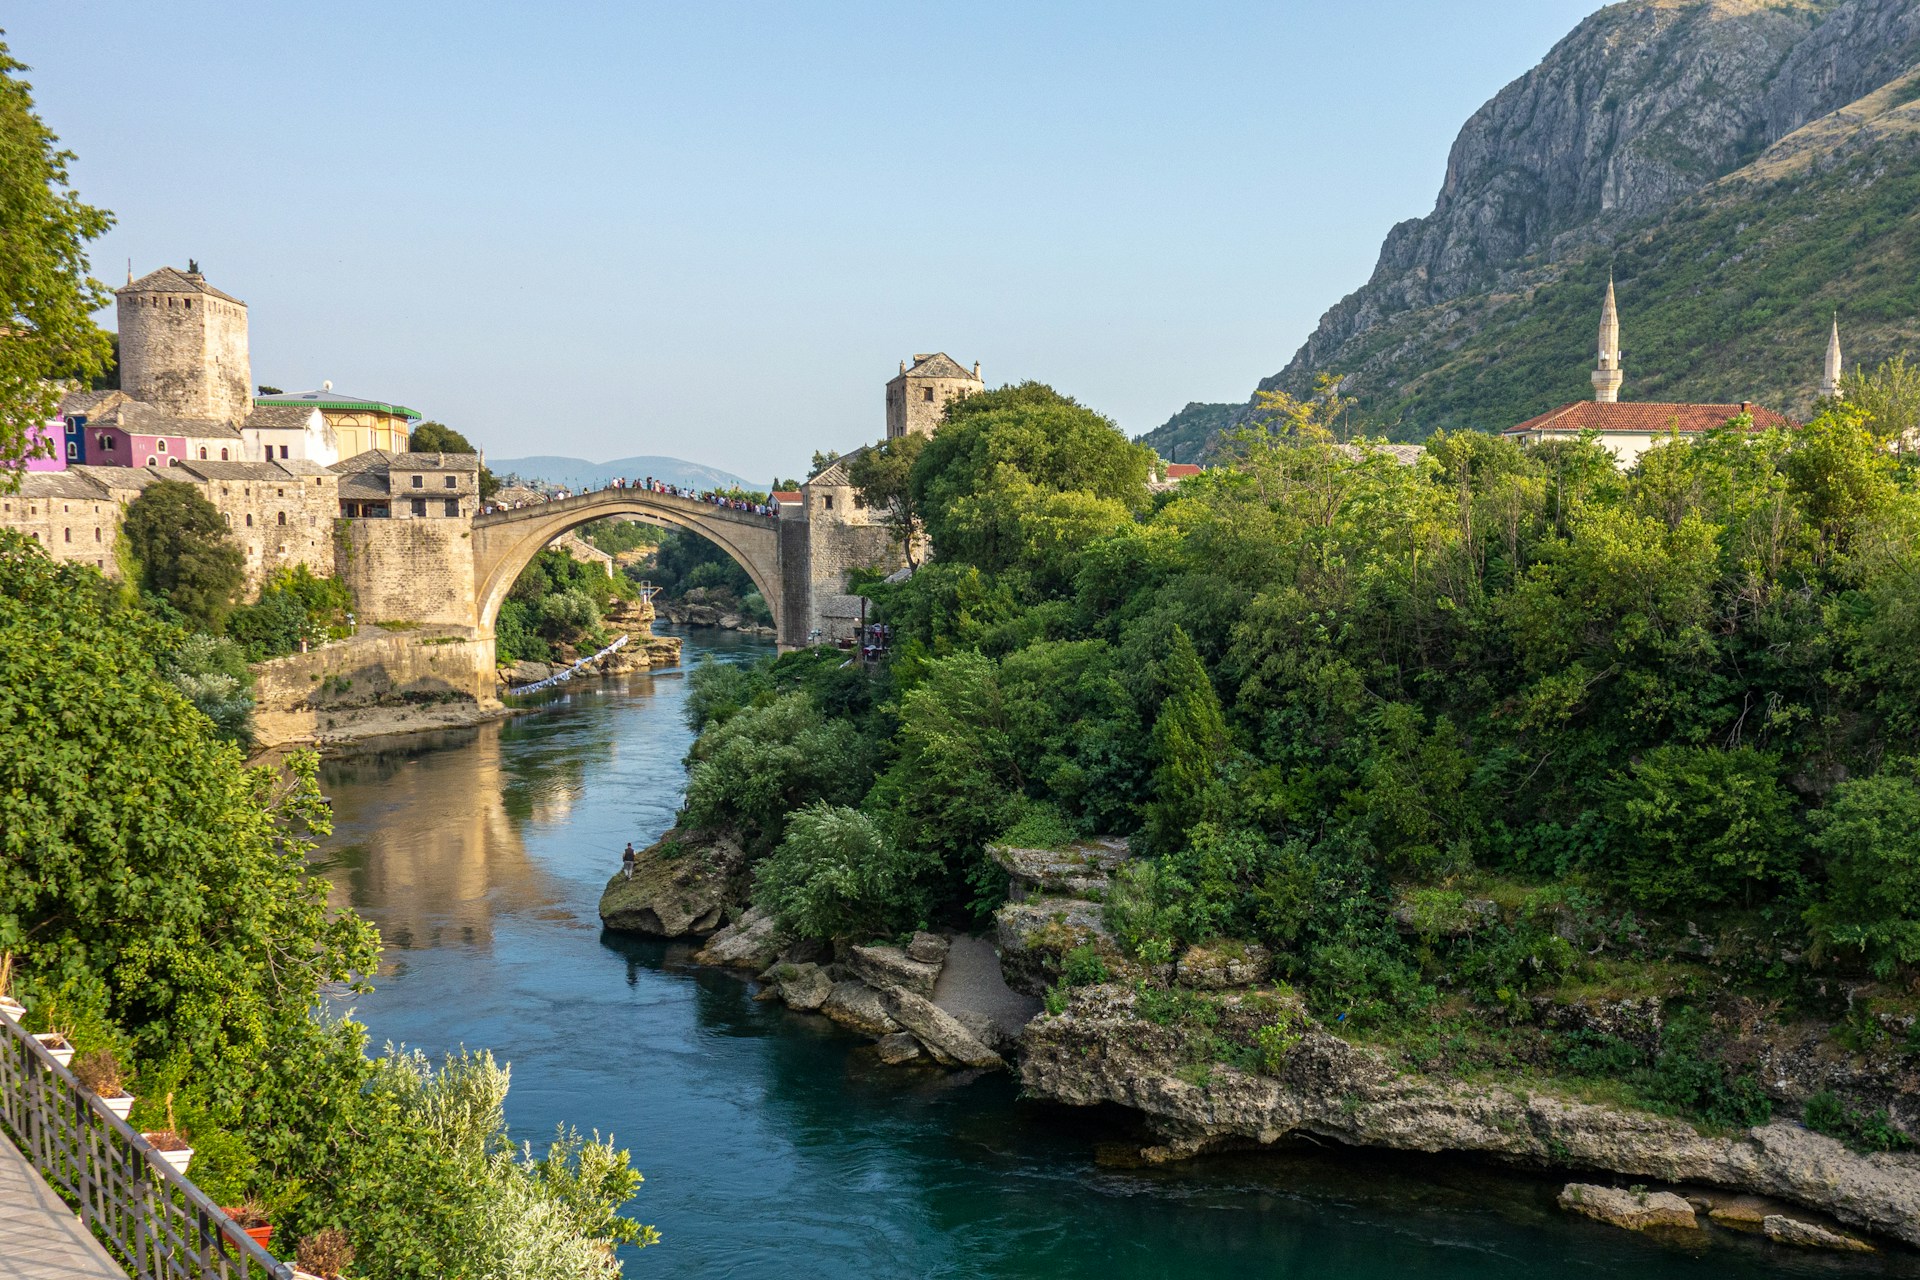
[22,420,66,472]
[78,401,190,470]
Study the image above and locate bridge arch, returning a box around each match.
[469,489,790,647]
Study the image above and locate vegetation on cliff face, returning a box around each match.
[1147,0,1920,453]
[0,533,653,1273]
[683,378,1920,1140]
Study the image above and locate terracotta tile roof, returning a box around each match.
[771,490,803,503]
[1164,463,1203,478]
[1505,400,1796,437]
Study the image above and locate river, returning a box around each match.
[311,628,1909,1279]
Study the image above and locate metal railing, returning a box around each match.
[0,1009,292,1280]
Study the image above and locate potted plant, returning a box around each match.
[294,1227,354,1280]
[221,1201,273,1251]
[0,951,23,1023]
[141,1094,193,1176]
[70,1049,135,1120]
[33,1031,75,1068]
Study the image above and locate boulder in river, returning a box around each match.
[1763,1215,1874,1252]
[875,1032,924,1066]
[1558,1184,1699,1232]
[821,981,900,1038]
[765,962,834,1011]
[598,829,748,937]
[694,906,787,970]
[882,989,1004,1070]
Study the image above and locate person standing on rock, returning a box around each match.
[622,843,636,880]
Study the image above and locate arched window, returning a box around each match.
[276,511,286,526]
[220,448,229,460]
[245,513,254,527]
[167,458,179,467]
[199,447,208,459]
[94,527,101,543]
[63,528,70,543]
[145,456,156,467]
[157,439,167,453]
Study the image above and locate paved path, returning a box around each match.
[0,1128,126,1279]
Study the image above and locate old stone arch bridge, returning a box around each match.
[470,488,810,649]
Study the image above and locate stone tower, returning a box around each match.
[885,353,985,440]
[1591,276,1623,404]
[117,266,253,423]
[1821,315,1844,399]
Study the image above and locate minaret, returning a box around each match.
[1821,314,1843,399]
[1592,275,1623,404]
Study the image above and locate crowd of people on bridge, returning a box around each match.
[479,476,782,518]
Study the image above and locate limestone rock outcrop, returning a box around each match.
[597,830,748,937]
[848,944,940,999]
[1019,983,1920,1247]
[1763,1214,1876,1251]
[1558,1184,1699,1232]
[881,989,1004,1070]
[821,981,900,1038]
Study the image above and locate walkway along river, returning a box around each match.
[310,628,1914,1279]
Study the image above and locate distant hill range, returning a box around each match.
[488,455,757,493]
[1140,0,1920,458]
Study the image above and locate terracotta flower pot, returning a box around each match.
[222,1209,273,1251]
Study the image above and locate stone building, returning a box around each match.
[328,450,478,519]
[116,266,253,424]
[1504,283,1798,465]
[885,353,983,440]
[0,471,122,573]
[798,351,983,642]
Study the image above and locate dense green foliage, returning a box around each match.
[0,535,651,1272]
[1132,401,1242,466]
[122,479,246,630]
[226,564,353,660]
[0,40,113,483]
[497,547,634,664]
[579,517,663,557]
[685,378,1920,1135]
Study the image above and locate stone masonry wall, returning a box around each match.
[0,484,121,575]
[118,289,252,423]
[196,473,340,586]
[802,477,903,643]
[250,627,497,745]
[343,517,478,628]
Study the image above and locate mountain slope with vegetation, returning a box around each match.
[1208,0,1920,446]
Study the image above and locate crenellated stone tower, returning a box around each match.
[1821,315,1844,399]
[116,265,253,423]
[1591,275,1623,404]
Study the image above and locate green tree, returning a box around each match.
[1839,356,1920,446]
[122,479,247,630]
[910,382,1153,578]
[847,433,929,566]
[0,40,114,484]
[1601,746,1800,909]
[682,693,873,848]
[1144,627,1228,850]
[1806,765,1920,976]
[754,803,936,941]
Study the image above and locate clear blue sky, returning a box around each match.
[11,1,1598,481]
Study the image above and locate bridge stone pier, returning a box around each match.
[469,488,810,650]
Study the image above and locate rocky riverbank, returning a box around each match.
[597,827,1920,1255]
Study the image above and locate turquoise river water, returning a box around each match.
[311,628,1912,1279]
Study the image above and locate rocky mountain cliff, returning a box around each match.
[1148,0,1920,451]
